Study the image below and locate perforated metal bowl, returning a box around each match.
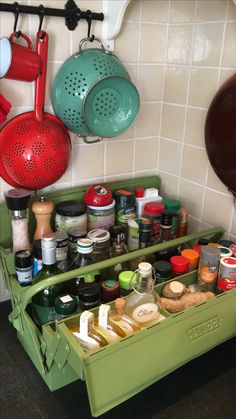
[52,38,139,142]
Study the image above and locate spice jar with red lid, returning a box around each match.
[170,255,189,277]
[143,201,165,244]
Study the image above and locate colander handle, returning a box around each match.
[79,37,106,53]
[81,135,103,144]
[34,31,49,122]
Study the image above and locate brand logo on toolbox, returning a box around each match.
[188,316,222,341]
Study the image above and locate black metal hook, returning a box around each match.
[38,4,45,33]
[86,10,95,42]
[13,2,21,38]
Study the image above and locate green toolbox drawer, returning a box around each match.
[0,175,235,416]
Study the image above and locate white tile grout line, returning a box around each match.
[176,0,197,205]
[132,0,142,180]
[156,0,171,179]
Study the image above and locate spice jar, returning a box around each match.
[87,200,115,231]
[55,294,78,326]
[170,255,189,277]
[87,229,111,263]
[55,200,87,232]
[177,208,188,238]
[4,188,31,253]
[100,279,120,303]
[162,198,181,239]
[181,249,200,271]
[114,189,136,227]
[15,250,33,287]
[153,260,172,283]
[217,256,236,293]
[143,202,165,244]
[197,245,221,292]
[78,282,101,311]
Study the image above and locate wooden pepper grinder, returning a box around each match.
[32,197,54,241]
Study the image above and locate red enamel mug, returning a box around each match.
[0,32,41,82]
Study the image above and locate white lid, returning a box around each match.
[220,256,236,267]
[87,199,115,211]
[144,188,159,198]
[0,37,12,78]
[41,233,56,249]
[138,262,152,275]
[77,238,93,253]
[87,229,110,243]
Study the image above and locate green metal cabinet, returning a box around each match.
[0,176,235,416]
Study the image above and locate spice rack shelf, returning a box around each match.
[0,175,236,417]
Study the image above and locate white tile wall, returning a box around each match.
[1,0,236,299]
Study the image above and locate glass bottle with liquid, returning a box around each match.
[69,238,100,295]
[71,311,108,353]
[32,233,64,327]
[125,262,161,328]
[108,225,129,280]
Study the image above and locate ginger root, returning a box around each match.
[161,291,215,313]
[162,281,187,299]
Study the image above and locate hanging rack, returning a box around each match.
[0,0,104,31]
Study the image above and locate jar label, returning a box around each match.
[116,207,136,224]
[73,332,100,353]
[199,266,217,283]
[132,303,159,324]
[217,276,236,292]
[16,267,33,286]
[111,319,133,335]
[88,213,115,231]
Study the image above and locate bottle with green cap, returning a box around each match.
[55,294,78,328]
[118,270,136,296]
[162,198,181,239]
[100,279,120,303]
[69,238,100,295]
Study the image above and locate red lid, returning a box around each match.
[192,244,202,255]
[84,184,113,206]
[134,187,145,198]
[143,202,164,215]
[170,255,189,273]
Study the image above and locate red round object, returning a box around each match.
[84,184,113,206]
[192,244,202,255]
[170,255,189,273]
[134,187,145,198]
[143,201,164,215]
[0,112,71,190]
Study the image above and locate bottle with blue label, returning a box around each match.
[15,250,33,287]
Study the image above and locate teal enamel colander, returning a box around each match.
[51,38,140,143]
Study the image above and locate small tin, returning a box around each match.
[217,257,236,293]
[15,250,33,286]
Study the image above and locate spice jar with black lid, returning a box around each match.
[15,250,33,287]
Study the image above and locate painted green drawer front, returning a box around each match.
[58,279,236,416]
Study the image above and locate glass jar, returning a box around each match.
[153,260,172,283]
[181,248,200,271]
[78,282,101,311]
[197,245,221,292]
[55,294,78,328]
[87,229,111,263]
[170,255,189,277]
[143,201,165,244]
[114,189,136,227]
[55,200,87,232]
[87,200,115,231]
[67,227,87,264]
[162,198,181,239]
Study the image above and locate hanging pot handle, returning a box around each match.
[34,31,48,122]
[78,37,106,53]
[80,135,103,144]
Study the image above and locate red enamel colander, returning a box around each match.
[0,31,71,190]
